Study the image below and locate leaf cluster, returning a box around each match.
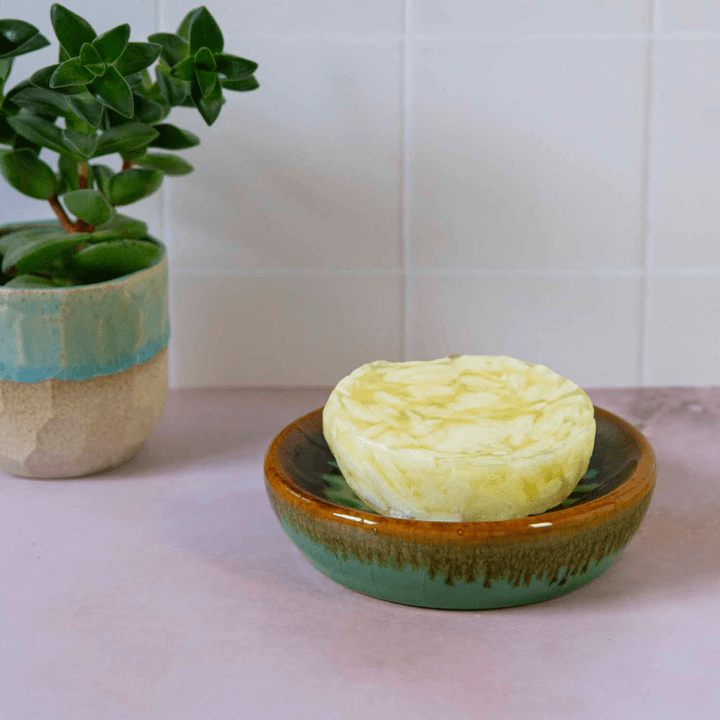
[0,4,259,287]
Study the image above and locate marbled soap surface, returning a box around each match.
[0,386,718,719]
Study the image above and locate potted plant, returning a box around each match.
[0,4,258,477]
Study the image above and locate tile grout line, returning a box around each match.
[167,267,720,277]
[401,0,412,361]
[638,0,660,387]
[221,32,720,43]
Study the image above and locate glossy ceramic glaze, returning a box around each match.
[264,406,656,609]
[0,244,169,478]
[0,241,169,383]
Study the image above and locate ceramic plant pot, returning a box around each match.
[0,240,169,479]
[265,406,656,610]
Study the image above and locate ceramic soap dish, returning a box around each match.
[264,407,655,610]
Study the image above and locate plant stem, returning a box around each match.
[49,195,76,233]
[78,162,88,190]
[48,196,94,234]
[122,158,133,171]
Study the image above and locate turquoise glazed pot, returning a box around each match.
[265,406,656,610]
[0,237,169,478]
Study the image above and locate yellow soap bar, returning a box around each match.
[322,355,596,522]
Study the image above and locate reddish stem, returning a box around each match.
[48,196,94,234]
[49,195,76,233]
[122,158,133,171]
[78,162,88,190]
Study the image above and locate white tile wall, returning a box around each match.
[169,272,402,387]
[652,39,720,268]
[645,274,720,385]
[166,38,402,272]
[656,1,720,32]
[160,0,403,36]
[409,39,647,270]
[408,273,643,388]
[410,1,651,34]
[1,1,719,388]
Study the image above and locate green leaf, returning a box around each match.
[221,75,259,92]
[144,82,168,108]
[177,10,194,40]
[91,23,130,64]
[192,76,223,125]
[0,20,51,60]
[572,483,600,493]
[215,53,257,80]
[133,94,166,124]
[0,224,60,256]
[148,123,200,150]
[103,107,134,129]
[195,68,216,97]
[90,164,113,195]
[28,65,80,96]
[7,114,85,160]
[1,230,92,277]
[135,152,193,176]
[72,239,160,278]
[171,55,195,82]
[94,122,159,157]
[50,57,95,88]
[7,87,68,118]
[64,113,94,137]
[185,7,224,55]
[4,274,52,288]
[108,168,163,205]
[29,65,55,88]
[92,212,147,240]
[0,58,13,91]
[79,42,105,76]
[2,79,32,110]
[195,47,216,71]
[124,72,147,91]
[114,42,162,77]
[12,132,41,154]
[66,94,104,127]
[0,149,57,200]
[57,154,80,193]
[63,188,114,225]
[89,66,134,117]
[148,33,189,67]
[60,128,98,159]
[50,4,96,57]
[156,67,189,105]
[0,220,60,236]
[3,274,78,288]
[0,114,14,144]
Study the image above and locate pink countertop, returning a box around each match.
[2,387,719,719]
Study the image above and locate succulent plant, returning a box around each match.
[0,4,258,287]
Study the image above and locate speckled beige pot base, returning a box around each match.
[0,347,167,478]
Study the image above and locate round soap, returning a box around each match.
[322,355,596,522]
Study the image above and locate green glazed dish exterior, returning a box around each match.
[264,406,656,610]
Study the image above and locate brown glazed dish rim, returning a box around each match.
[264,406,657,543]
